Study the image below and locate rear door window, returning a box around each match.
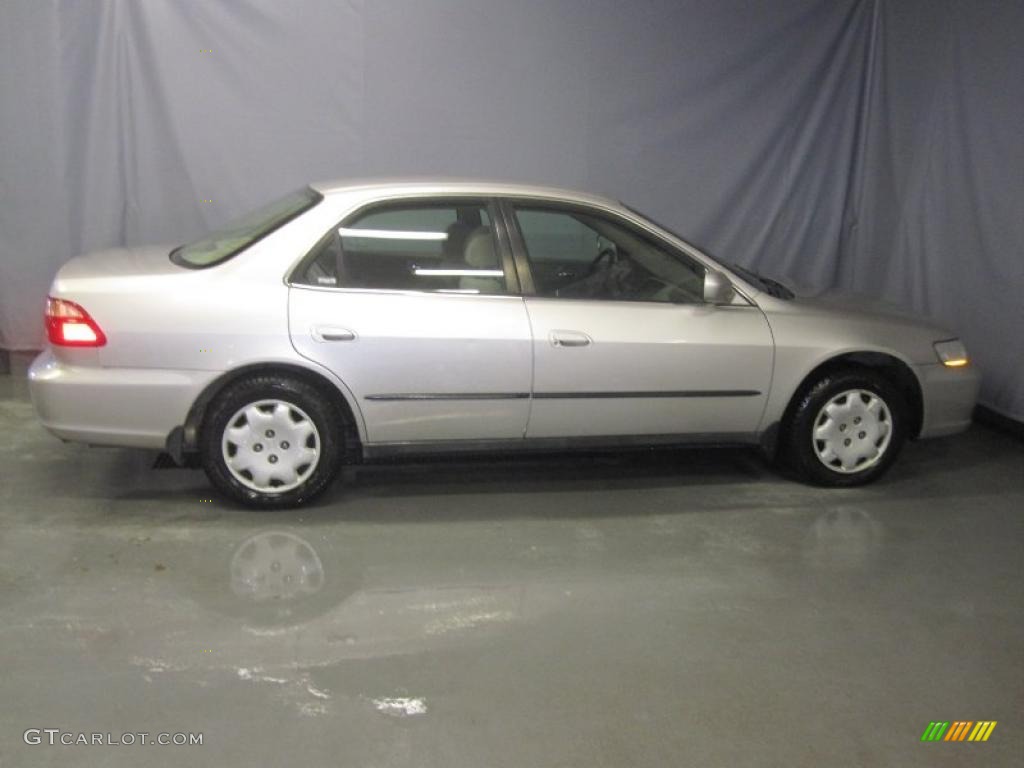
[294,200,510,295]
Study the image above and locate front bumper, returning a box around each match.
[914,361,981,438]
[28,349,219,449]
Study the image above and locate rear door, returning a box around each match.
[288,197,532,444]
[503,200,774,439]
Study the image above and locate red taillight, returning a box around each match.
[45,297,107,347]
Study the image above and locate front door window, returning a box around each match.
[511,206,705,303]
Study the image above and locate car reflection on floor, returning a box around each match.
[146,527,569,677]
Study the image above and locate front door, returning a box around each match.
[288,198,532,444]
[505,202,773,439]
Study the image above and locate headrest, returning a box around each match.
[443,221,474,259]
[464,227,496,268]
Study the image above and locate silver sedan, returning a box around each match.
[29,180,980,507]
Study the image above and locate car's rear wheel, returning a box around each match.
[201,375,347,508]
[782,368,907,487]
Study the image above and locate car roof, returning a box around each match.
[309,177,621,209]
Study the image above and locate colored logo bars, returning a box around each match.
[921,721,997,742]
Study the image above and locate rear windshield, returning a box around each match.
[170,187,322,268]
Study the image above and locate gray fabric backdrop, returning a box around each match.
[1,0,1021,419]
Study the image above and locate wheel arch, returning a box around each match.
[172,361,365,461]
[762,350,924,458]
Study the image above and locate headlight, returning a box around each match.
[933,339,969,367]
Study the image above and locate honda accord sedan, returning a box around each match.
[29,179,980,507]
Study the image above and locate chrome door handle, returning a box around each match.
[312,326,356,342]
[550,331,591,347]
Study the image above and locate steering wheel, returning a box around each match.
[588,247,618,275]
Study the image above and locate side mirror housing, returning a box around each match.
[703,269,736,305]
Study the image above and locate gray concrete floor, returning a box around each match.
[1,355,1022,767]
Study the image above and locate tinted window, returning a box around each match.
[295,201,508,294]
[171,187,321,268]
[513,205,706,303]
[515,210,597,265]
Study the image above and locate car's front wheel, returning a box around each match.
[201,375,346,508]
[782,368,907,487]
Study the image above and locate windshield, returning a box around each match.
[725,262,795,299]
[171,187,322,268]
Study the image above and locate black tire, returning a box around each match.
[782,367,907,487]
[200,375,348,508]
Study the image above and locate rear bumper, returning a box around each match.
[28,349,218,449]
[914,362,981,438]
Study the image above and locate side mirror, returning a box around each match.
[703,269,736,305]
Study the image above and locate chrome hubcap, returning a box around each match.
[221,400,320,493]
[812,389,892,474]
